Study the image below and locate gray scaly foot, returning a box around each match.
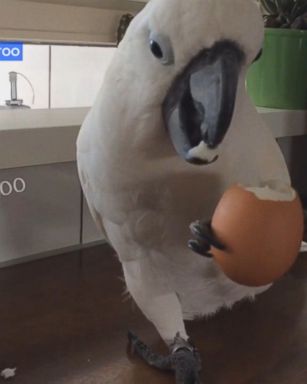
[128,331,202,384]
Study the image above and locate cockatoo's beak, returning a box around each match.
[163,40,244,165]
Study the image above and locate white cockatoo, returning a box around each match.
[77,0,293,382]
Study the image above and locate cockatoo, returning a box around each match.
[77,0,293,382]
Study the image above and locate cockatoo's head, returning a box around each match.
[111,0,264,164]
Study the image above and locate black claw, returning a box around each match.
[189,221,203,238]
[188,240,213,258]
[128,330,138,354]
[190,221,225,250]
[189,220,225,252]
[128,330,138,342]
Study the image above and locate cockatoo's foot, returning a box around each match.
[128,331,202,384]
[188,220,225,257]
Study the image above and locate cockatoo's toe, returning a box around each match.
[189,220,225,257]
[127,332,202,384]
[127,331,172,369]
[170,333,202,384]
[188,239,213,258]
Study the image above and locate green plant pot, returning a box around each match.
[247,28,307,110]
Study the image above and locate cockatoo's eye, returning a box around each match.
[150,40,163,59]
[149,32,174,65]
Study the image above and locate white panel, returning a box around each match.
[0,45,49,109]
[0,162,81,263]
[51,46,116,108]
[258,108,307,138]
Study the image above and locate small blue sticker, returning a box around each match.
[0,42,23,61]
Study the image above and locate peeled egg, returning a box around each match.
[211,184,304,287]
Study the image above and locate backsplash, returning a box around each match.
[0,44,116,110]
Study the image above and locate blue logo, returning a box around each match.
[0,42,23,61]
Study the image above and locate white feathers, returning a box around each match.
[1,368,17,379]
[301,242,307,252]
[77,0,292,342]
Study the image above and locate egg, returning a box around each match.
[211,184,304,287]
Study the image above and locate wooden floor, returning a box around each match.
[1,244,307,384]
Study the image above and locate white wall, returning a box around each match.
[51,46,115,108]
[0,0,130,44]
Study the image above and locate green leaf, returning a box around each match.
[298,1,307,15]
[278,0,295,13]
[290,0,307,20]
[261,0,279,14]
[289,1,299,19]
[264,14,284,26]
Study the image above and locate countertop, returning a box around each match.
[0,107,306,170]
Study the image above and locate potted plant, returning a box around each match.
[117,13,134,45]
[247,0,307,110]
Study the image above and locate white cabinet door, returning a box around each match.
[0,162,81,264]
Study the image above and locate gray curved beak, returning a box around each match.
[162,40,244,165]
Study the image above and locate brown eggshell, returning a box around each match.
[211,185,304,287]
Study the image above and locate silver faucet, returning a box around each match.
[5,71,30,109]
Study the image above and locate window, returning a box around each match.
[0,45,49,109]
[0,43,116,110]
[51,45,115,108]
